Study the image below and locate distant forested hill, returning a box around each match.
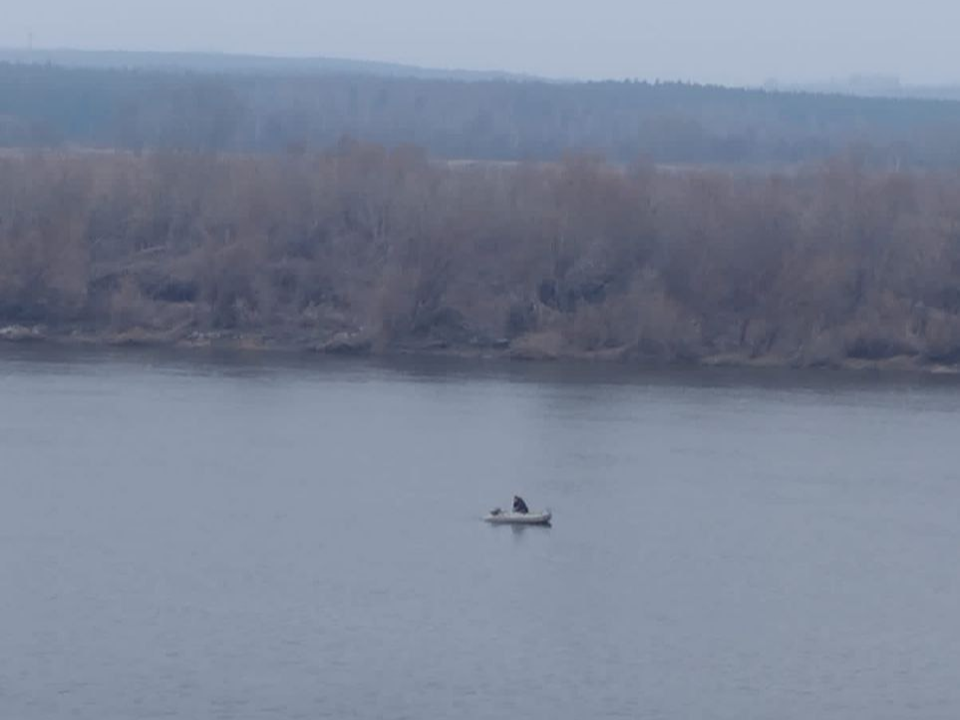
[3,55,960,167]
[0,48,532,81]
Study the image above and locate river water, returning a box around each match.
[1,345,959,719]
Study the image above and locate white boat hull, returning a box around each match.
[484,511,552,526]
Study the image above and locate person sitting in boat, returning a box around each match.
[513,495,529,514]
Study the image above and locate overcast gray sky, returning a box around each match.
[2,0,958,86]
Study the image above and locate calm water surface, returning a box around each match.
[1,345,959,719]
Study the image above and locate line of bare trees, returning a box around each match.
[2,143,960,367]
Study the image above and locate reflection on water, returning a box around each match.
[1,344,959,720]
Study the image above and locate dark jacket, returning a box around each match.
[513,496,529,514]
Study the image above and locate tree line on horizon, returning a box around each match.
[4,62,960,168]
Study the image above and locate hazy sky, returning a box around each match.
[2,0,959,86]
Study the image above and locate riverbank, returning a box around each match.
[4,323,958,375]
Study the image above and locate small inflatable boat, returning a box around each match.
[484,508,552,526]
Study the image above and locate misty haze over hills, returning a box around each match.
[6,0,960,86]
[0,48,537,83]
[4,48,960,170]
[765,75,960,103]
[5,48,960,102]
